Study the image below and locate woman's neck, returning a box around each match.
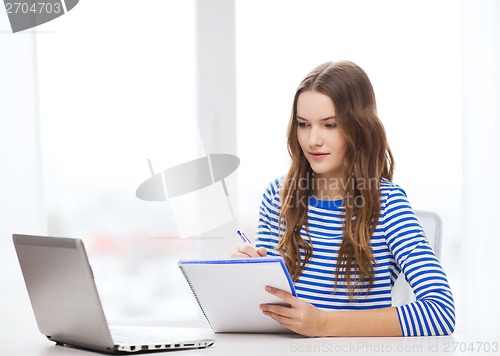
[311,176,345,200]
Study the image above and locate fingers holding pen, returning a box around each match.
[230,230,268,258]
[230,244,268,258]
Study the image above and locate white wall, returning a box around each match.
[461,0,500,338]
[0,16,47,345]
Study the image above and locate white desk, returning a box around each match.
[5,329,494,356]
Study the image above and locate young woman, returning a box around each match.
[233,61,455,337]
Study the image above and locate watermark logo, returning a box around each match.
[4,0,79,33]
[136,154,240,238]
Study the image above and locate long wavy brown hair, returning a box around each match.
[277,61,394,298]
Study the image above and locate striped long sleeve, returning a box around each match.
[255,178,455,336]
[383,186,455,335]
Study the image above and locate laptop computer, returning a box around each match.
[12,234,215,354]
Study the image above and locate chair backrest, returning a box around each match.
[414,210,442,259]
[391,210,443,306]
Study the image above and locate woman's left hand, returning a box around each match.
[260,286,328,337]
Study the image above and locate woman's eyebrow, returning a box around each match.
[296,115,336,121]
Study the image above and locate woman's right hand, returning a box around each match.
[231,244,268,258]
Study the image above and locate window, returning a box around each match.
[37,0,204,323]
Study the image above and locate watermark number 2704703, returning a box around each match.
[3,0,79,33]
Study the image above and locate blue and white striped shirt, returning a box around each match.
[255,178,455,336]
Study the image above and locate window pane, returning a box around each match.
[37,0,204,324]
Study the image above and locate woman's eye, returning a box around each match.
[297,122,309,128]
[325,123,337,128]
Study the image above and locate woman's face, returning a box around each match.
[296,90,347,183]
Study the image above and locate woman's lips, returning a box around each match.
[309,152,329,160]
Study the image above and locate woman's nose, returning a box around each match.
[308,127,323,147]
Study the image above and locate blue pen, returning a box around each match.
[236,230,252,244]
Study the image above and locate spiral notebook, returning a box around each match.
[178,257,297,333]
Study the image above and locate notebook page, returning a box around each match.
[179,258,295,333]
